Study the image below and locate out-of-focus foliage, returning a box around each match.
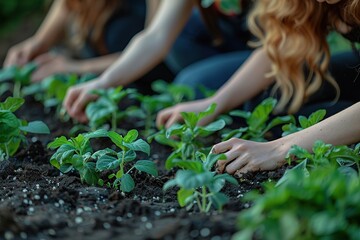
[0,0,48,35]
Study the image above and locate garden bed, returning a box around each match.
[0,95,287,240]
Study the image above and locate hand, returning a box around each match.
[3,37,45,67]
[212,138,288,176]
[156,98,217,129]
[31,53,79,82]
[63,79,103,123]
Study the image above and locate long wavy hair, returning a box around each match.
[65,0,121,55]
[248,0,360,113]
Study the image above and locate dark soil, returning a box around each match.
[0,94,289,240]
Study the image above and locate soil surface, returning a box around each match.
[0,94,289,240]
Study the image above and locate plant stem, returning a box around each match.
[112,111,117,131]
[195,193,202,212]
[201,186,207,212]
[13,81,21,98]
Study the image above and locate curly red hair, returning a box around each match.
[248,0,360,113]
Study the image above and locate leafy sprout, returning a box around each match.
[164,152,238,212]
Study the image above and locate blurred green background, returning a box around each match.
[0,0,49,36]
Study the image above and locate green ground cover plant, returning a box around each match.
[151,103,226,170]
[222,98,294,142]
[0,97,49,160]
[164,152,238,212]
[282,109,326,136]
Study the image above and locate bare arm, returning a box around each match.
[214,102,360,175]
[4,0,68,66]
[99,0,195,88]
[156,47,276,128]
[145,0,161,27]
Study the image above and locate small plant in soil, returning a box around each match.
[86,86,136,131]
[282,109,326,136]
[0,97,50,160]
[234,165,360,240]
[94,129,157,192]
[128,80,195,137]
[277,141,360,186]
[164,152,238,213]
[0,62,37,98]
[47,129,108,185]
[222,98,294,142]
[24,73,97,121]
[151,103,226,170]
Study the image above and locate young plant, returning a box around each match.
[222,98,294,142]
[93,129,157,192]
[128,80,195,137]
[234,166,360,240]
[276,141,360,186]
[0,97,50,160]
[282,109,326,136]
[164,152,238,212]
[47,129,108,185]
[0,63,37,97]
[151,103,226,169]
[85,86,136,131]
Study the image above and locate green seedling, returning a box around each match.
[222,98,294,142]
[276,141,360,186]
[151,103,226,170]
[128,80,195,137]
[0,97,50,160]
[86,86,136,131]
[23,73,97,121]
[0,63,37,97]
[201,0,242,14]
[234,166,360,240]
[282,109,326,136]
[93,129,157,192]
[164,152,238,212]
[47,129,108,185]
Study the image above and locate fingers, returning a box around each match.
[156,107,182,129]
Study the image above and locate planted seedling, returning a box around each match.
[0,97,50,160]
[222,98,294,142]
[128,80,195,137]
[282,109,326,136]
[47,129,108,185]
[235,166,360,240]
[93,129,157,192]
[276,141,360,186]
[151,103,226,170]
[164,152,238,212]
[0,63,37,97]
[86,86,136,131]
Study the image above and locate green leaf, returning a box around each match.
[80,162,99,185]
[276,160,309,187]
[200,119,226,133]
[0,66,17,81]
[19,121,50,134]
[123,129,138,143]
[308,109,326,125]
[47,136,69,149]
[0,97,24,112]
[134,160,158,176]
[210,192,229,210]
[248,98,277,131]
[310,212,343,235]
[123,150,137,162]
[85,128,109,139]
[0,111,21,143]
[177,188,194,207]
[124,139,150,155]
[120,174,135,192]
[172,159,203,173]
[96,155,120,171]
[204,153,226,170]
[108,131,123,148]
[163,179,178,191]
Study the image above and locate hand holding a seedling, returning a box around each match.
[3,37,46,67]
[156,98,219,129]
[63,79,103,123]
[212,138,288,176]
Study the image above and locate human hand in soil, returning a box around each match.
[3,37,46,67]
[212,138,288,176]
[31,53,79,82]
[156,98,219,129]
[63,80,103,123]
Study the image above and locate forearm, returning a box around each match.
[210,48,275,115]
[76,53,121,74]
[33,0,68,51]
[276,102,360,154]
[97,0,194,88]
